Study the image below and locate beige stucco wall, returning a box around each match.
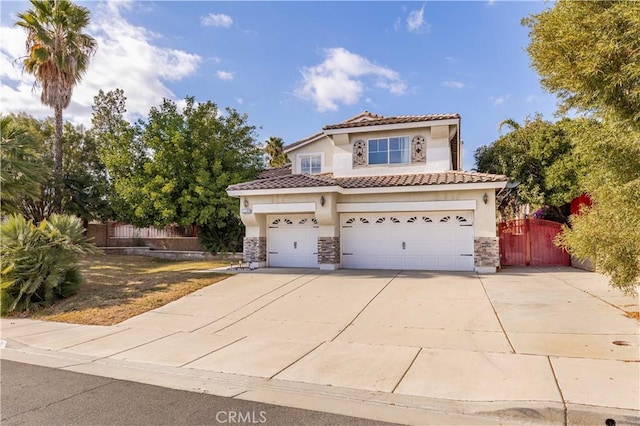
[287,123,458,178]
[332,125,455,177]
[287,135,334,173]
[240,188,498,240]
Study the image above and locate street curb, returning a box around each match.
[3,341,637,425]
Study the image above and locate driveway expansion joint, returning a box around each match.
[477,273,516,353]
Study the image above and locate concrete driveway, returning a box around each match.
[2,267,639,425]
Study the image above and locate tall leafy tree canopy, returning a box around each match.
[4,113,112,224]
[15,0,97,211]
[524,0,640,292]
[524,0,640,124]
[92,91,265,252]
[474,116,590,220]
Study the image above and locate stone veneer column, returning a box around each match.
[243,236,266,266]
[317,237,340,270]
[474,237,499,272]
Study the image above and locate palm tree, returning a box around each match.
[16,0,97,211]
[0,116,47,215]
[498,118,521,134]
[265,136,289,167]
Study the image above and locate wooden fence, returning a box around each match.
[498,218,571,266]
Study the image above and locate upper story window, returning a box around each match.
[300,154,321,174]
[368,137,410,165]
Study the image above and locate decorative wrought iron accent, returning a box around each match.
[390,217,400,223]
[271,219,281,225]
[284,219,293,225]
[411,135,426,163]
[376,217,386,223]
[359,218,370,224]
[440,216,451,223]
[422,217,433,223]
[311,218,318,225]
[298,219,307,225]
[353,139,367,166]
[407,216,417,223]
[345,218,356,224]
[456,216,468,222]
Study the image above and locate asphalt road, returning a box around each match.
[1,360,394,426]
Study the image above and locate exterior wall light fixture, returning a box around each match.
[320,195,325,206]
[243,199,249,208]
[482,193,489,205]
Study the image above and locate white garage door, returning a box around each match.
[267,215,319,268]
[341,211,474,271]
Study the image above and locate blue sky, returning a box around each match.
[1,1,559,169]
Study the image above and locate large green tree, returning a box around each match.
[474,115,589,220]
[5,113,112,224]
[92,92,264,252]
[16,0,97,211]
[524,0,640,124]
[525,0,640,292]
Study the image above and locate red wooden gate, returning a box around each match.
[498,218,571,266]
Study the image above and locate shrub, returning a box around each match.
[1,214,98,315]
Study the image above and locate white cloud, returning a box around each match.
[407,5,429,33]
[296,47,407,112]
[236,98,243,104]
[491,94,511,106]
[442,80,465,89]
[1,0,201,126]
[201,13,233,28]
[216,70,234,81]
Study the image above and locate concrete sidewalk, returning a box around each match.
[1,267,639,425]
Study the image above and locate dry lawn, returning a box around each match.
[15,255,230,326]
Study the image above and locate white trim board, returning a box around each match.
[252,203,316,213]
[337,200,476,213]
[227,181,506,197]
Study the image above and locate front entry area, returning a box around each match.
[341,211,475,271]
[267,214,319,268]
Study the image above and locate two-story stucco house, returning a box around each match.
[227,111,509,273]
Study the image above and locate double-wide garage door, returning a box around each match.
[266,211,474,271]
[267,214,319,268]
[341,211,474,271]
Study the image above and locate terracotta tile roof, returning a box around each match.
[228,173,335,191]
[228,171,508,192]
[257,164,292,179]
[323,113,460,130]
[284,112,460,151]
[341,111,384,123]
[334,171,507,188]
[283,131,324,151]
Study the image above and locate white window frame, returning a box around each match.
[367,136,410,165]
[297,153,323,174]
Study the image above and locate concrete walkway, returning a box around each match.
[2,267,639,425]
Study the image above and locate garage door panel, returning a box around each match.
[268,215,318,268]
[341,211,475,272]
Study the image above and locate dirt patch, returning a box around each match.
[7,255,229,326]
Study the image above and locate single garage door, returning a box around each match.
[341,211,474,271]
[267,214,319,268]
